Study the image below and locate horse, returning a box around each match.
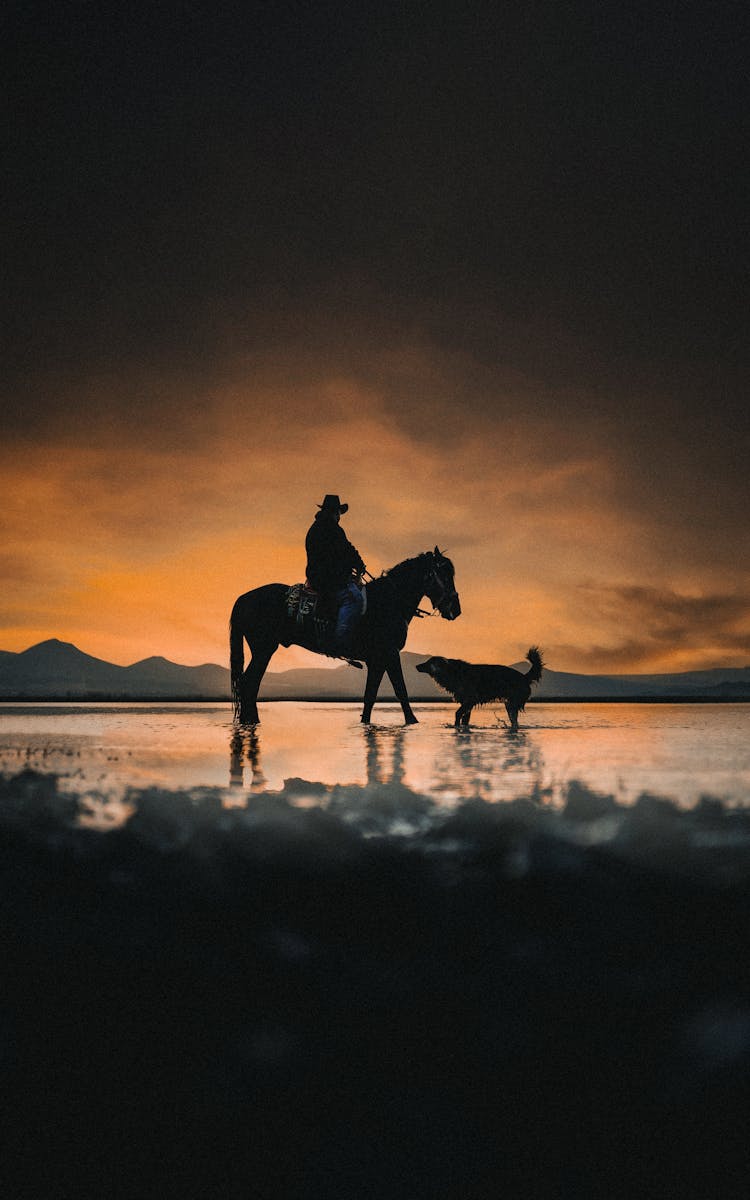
[230,547,461,725]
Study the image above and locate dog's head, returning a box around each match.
[415,656,447,678]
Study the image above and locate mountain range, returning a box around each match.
[0,639,749,701]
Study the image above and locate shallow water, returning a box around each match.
[0,700,748,814]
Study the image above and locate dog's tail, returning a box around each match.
[525,646,544,684]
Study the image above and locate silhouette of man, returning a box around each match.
[305,494,366,652]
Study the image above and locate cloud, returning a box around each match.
[1,329,748,672]
[3,0,748,676]
[555,584,750,671]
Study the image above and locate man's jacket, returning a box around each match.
[305,513,365,594]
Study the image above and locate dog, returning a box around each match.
[416,647,544,728]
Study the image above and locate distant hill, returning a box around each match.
[0,639,748,701]
[535,665,750,699]
[0,640,233,699]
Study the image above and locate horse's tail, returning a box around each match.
[525,646,544,684]
[230,609,244,719]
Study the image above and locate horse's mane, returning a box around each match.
[366,551,428,587]
[381,551,434,579]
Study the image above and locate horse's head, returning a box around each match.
[424,547,461,620]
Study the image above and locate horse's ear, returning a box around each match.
[434,545,441,558]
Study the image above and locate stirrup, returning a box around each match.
[344,658,363,669]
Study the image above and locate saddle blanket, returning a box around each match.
[286,582,323,624]
[286,582,367,622]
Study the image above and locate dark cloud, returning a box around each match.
[610,586,749,640]
[560,584,750,670]
[3,1,749,670]
[3,1,748,386]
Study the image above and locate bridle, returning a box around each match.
[421,555,458,617]
[374,552,458,620]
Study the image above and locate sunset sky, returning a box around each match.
[3,2,748,674]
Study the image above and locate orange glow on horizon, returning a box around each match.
[2,359,748,675]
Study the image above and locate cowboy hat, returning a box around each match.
[317,494,349,514]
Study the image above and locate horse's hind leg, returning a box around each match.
[505,701,519,729]
[238,641,277,725]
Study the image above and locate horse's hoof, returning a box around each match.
[404,715,419,725]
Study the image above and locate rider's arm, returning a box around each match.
[333,524,365,574]
[350,545,366,574]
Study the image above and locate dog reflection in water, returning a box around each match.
[416,647,544,729]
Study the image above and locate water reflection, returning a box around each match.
[228,713,553,812]
[363,725,406,788]
[455,727,551,803]
[417,723,551,808]
[229,726,267,792]
[2,702,748,812]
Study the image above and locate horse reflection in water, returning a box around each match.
[229,726,267,793]
[227,717,551,816]
[228,723,408,797]
[322,725,437,836]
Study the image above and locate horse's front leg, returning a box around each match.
[361,660,385,724]
[386,653,418,725]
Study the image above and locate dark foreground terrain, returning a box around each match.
[2,768,750,1198]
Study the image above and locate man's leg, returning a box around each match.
[334,581,363,651]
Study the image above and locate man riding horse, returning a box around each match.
[231,516,461,724]
[305,494,366,653]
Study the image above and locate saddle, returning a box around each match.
[284,583,364,663]
[285,583,336,653]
